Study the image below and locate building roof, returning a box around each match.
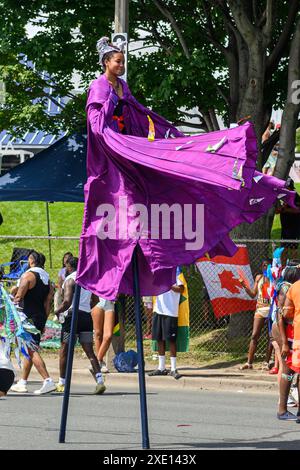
[0,57,69,149]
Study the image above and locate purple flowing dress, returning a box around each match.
[76,74,295,300]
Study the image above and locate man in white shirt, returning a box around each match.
[148,268,184,380]
[54,256,105,395]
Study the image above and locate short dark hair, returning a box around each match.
[283,266,300,284]
[66,256,78,271]
[28,250,44,268]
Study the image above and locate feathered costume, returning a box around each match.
[0,284,40,367]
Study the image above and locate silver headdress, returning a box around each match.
[96,36,123,67]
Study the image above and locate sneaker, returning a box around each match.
[56,383,65,393]
[100,361,109,373]
[239,363,253,371]
[93,383,106,395]
[148,369,168,376]
[287,396,297,407]
[34,380,56,395]
[10,382,28,393]
[169,369,182,380]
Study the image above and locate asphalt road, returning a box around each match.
[1,382,300,450]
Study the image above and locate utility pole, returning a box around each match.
[112,1,129,82]
[114,0,129,33]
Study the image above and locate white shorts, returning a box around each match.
[97,297,115,312]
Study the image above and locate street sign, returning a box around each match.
[112,32,128,82]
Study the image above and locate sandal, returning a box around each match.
[148,369,168,376]
[239,363,253,370]
[269,367,279,375]
[277,411,297,420]
[261,362,270,371]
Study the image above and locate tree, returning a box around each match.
[1,1,299,179]
[130,0,299,170]
[0,0,114,135]
[274,17,300,180]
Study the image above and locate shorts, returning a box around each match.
[96,297,115,312]
[26,318,46,347]
[0,369,15,394]
[142,296,153,309]
[254,307,270,319]
[61,310,93,344]
[152,313,178,342]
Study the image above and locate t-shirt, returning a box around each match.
[154,274,183,318]
[63,271,91,313]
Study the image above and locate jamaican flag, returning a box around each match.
[152,268,190,352]
[113,297,124,337]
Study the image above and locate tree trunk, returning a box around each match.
[274,18,300,180]
[208,108,220,131]
[237,41,266,167]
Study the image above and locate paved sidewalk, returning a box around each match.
[13,356,279,393]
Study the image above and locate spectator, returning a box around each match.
[270,268,298,401]
[91,297,116,374]
[262,145,278,176]
[54,256,105,394]
[262,121,275,143]
[148,267,184,380]
[239,259,273,370]
[278,178,300,264]
[10,251,55,395]
[277,265,300,420]
[54,252,73,312]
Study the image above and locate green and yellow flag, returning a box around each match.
[152,269,190,352]
[113,299,121,337]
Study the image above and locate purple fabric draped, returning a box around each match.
[76,74,295,300]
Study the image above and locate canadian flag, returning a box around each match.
[196,245,257,318]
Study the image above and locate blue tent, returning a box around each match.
[0,133,87,202]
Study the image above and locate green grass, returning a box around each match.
[0,201,84,236]
[0,201,84,279]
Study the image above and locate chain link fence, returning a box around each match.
[0,235,299,363]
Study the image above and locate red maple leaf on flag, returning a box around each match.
[218,270,242,294]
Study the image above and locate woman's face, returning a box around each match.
[63,255,70,266]
[105,52,125,76]
[262,261,269,272]
[28,255,35,268]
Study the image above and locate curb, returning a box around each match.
[26,367,279,393]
